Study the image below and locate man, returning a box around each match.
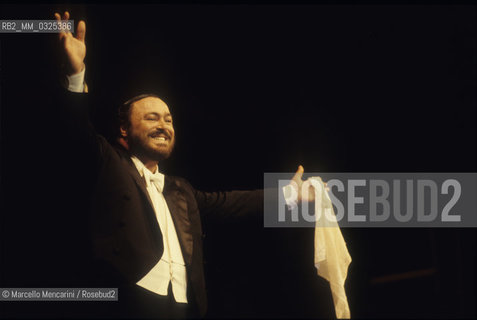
[53,11,310,319]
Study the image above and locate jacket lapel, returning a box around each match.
[126,159,154,205]
[115,146,163,247]
[163,177,194,266]
[113,144,155,207]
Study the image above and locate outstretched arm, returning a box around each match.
[192,166,324,222]
[194,188,264,222]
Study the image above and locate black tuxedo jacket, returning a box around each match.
[55,91,264,317]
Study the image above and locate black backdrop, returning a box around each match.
[0,3,475,318]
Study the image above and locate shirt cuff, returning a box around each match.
[66,67,86,93]
[282,184,298,211]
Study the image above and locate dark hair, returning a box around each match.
[118,93,160,136]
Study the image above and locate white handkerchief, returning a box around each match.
[308,177,352,319]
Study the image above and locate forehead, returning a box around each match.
[130,97,171,116]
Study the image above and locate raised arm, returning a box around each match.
[51,11,110,170]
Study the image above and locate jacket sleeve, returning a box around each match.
[192,187,264,222]
[51,86,108,173]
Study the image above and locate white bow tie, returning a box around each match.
[144,169,165,193]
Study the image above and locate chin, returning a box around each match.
[157,152,172,161]
[149,148,173,161]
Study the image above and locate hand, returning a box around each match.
[54,11,86,75]
[290,165,329,203]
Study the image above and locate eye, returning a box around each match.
[165,118,173,123]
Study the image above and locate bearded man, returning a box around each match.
[53,11,309,319]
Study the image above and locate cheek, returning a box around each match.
[133,124,152,136]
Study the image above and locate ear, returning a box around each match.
[120,125,128,138]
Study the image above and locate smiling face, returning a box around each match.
[120,96,175,163]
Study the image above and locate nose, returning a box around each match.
[155,118,167,129]
[153,118,172,136]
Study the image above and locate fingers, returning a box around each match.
[292,165,304,183]
[76,20,86,42]
[54,11,74,40]
[291,166,331,193]
[63,11,72,36]
[297,165,304,176]
[54,12,66,40]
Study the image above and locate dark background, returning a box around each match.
[1,3,476,318]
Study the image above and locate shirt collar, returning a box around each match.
[131,156,165,191]
[131,156,159,176]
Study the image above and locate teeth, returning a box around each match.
[153,136,166,141]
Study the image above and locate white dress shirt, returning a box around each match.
[131,156,188,303]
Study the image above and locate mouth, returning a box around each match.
[150,132,170,143]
